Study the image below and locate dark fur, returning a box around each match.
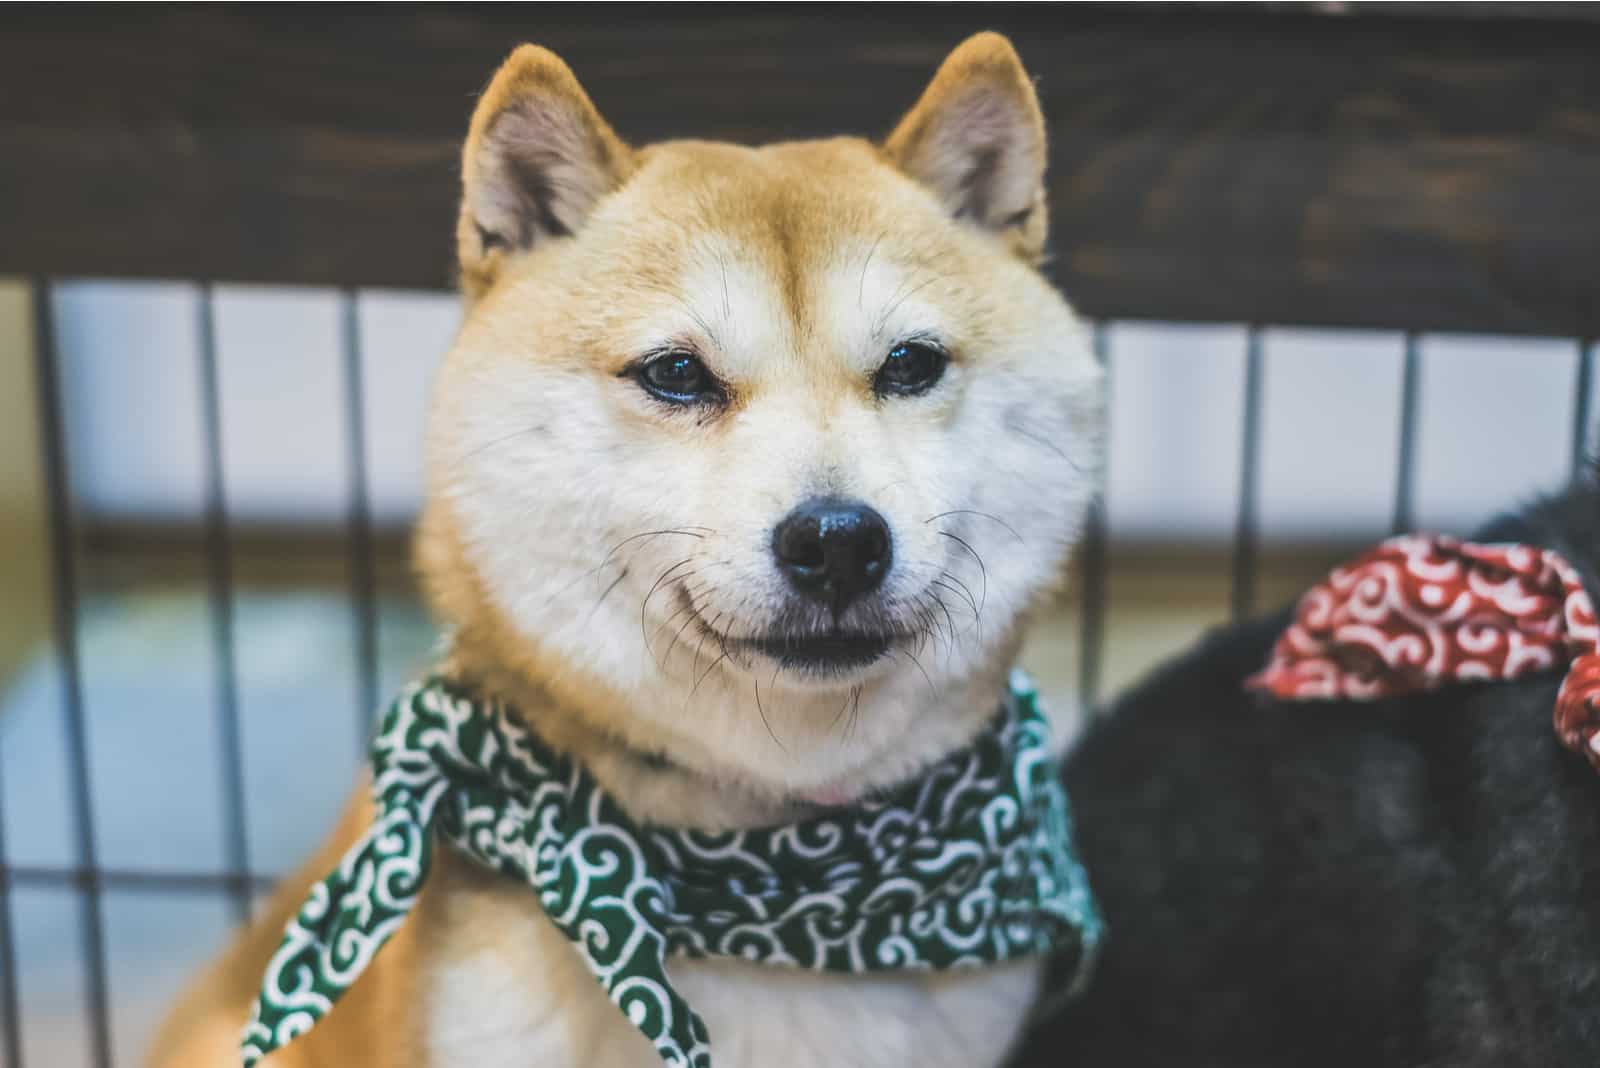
[1017,479,1600,1067]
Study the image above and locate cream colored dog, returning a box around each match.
[150,31,1104,1068]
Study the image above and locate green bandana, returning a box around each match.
[241,669,1100,1067]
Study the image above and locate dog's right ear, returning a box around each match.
[457,45,633,297]
[884,33,1048,262]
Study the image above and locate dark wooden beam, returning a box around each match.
[2,6,1597,336]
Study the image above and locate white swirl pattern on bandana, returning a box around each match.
[242,669,1100,1067]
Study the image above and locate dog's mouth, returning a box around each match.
[738,632,894,673]
[676,588,904,676]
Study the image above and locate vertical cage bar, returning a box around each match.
[1391,332,1422,535]
[1230,327,1265,621]
[1572,339,1595,481]
[0,751,21,1068]
[195,284,253,923]
[30,279,112,1068]
[340,289,380,748]
[1077,321,1110,714]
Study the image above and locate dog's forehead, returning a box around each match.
[601,139,960,375]
[631,138,902,227]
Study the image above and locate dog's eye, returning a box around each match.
[637,351,717,405]
[873,340,948,398]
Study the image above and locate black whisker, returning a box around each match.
[913,594,947,656]
[907,592,936,654]
[691,649,731,697]
[939,571,981,622]
[1007,419,1081,471]
[691,610,724,680]
[845,685,863,742]
[459,426,543,463]
[641,558,696,663]
[660,593,705,664]
[829,688,853,733]
[652,579,705,654]
[936,530,988,615]
[598,528,707,574]
[718,253,732,321]
[753,674,788,753]
[923,509,1023,543]
[898,647,936,698]
[544,527,709,611]
[930,591,958,664]
[675,296,723,353]
[869,477,913,500]
[932,577,978,625]
[874,273,947,339]
[588,568,629,618]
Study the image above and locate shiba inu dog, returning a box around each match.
[150,31,1104,1068]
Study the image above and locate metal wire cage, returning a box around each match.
[2,8,1598,1068]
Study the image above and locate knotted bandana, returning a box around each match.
[241,670,1100,1067]
[1248,534,1600,770]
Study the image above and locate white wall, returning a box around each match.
[53,282,457,528]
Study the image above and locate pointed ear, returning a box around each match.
[457,45,633,295]
[884,33,1048,260]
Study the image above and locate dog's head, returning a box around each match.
[420,33,1103,812]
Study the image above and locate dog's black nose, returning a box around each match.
[772,498,892,612]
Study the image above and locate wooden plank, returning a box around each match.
[1,6,1597,335]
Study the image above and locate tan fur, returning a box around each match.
[150,32,1102,1068]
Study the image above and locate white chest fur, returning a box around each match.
[419,849,1043,1068]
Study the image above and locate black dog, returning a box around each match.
[1019,479,1600,1067]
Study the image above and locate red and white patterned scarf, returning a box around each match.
[1248,535,1600,772]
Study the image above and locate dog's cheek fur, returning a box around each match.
[431,357,661,691]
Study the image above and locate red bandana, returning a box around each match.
[1247,535,1600,772]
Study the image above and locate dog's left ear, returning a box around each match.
[885,32,1048,260]
[457,45,634,297]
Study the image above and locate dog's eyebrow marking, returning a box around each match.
[858,232,887,312]
[641,275,726,356]
[671,293,724,352]
[872,272,947,342]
